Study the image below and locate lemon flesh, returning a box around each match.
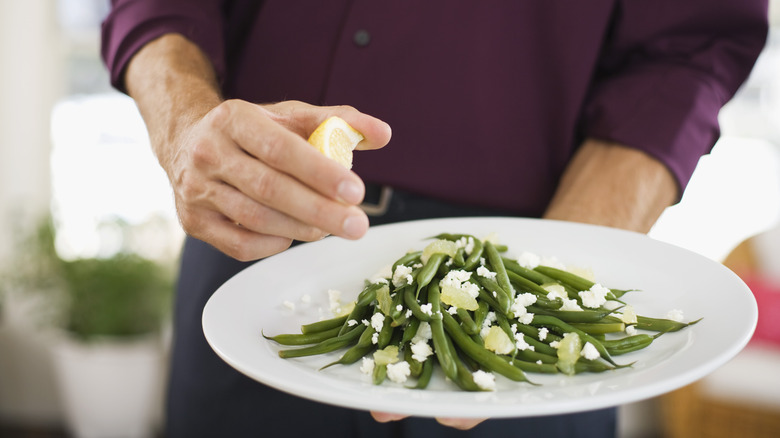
[307,116,364,169]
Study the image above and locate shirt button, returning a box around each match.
[353,29,371,47]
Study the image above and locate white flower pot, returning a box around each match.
[51,334,165,438]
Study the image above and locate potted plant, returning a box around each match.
[2,216,175,438]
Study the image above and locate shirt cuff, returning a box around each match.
[101,0,225,93]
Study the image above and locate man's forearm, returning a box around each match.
[543,139,678,233]
[125,33,223,172]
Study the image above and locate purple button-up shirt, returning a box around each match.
[102,0,767,216]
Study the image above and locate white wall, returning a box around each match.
[0,1,66,426]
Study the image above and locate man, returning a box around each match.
[102,1,767,436]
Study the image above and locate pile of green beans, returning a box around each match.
[264,233,699,391]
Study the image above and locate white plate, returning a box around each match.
[202,217,757,418]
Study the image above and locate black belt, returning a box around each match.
[360,183,520,223]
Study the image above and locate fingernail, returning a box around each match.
[342,214,367,239]
[337,180,363,205]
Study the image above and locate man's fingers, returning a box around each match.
[435,417,487,430]
[261,101,392,151]
[179,206,294,261]
[370,412,408,423]
[206,182,328,242]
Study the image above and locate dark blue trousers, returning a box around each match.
[165,186,617,437]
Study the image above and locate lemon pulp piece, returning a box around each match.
[440,283,479,311]
[373,345,400,366]
[556,332,582,375]
[483,326,514,355]
[421,239,458,264]
[307,116,364,169]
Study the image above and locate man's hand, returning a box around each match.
[125,34,391,261]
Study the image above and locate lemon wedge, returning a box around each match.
[307,116,364,169]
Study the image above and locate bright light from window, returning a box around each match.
[50,93,183,261]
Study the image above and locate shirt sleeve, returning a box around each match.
[101,0,226,93]
[582,0,768,194]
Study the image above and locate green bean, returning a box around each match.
[263,326,341,346]
[301,315,348,335]
[503,356,559,374]
[474,275,511,315]
[390,289,408,326]
[417,253,446,293]
[401,317,421,344]
[528,306,618,324]
[570,322,626,335]
[428,282,458,381]
[404,285,432,322]
[278,324,366,359]
[534,266,630,299]
[412,358,434,389]
[453,247,466,267]
[636,315,701,332]
[603,332,664,355]
[403,342,424,377]
[456,308,479,335]
[473,300,490,329]
[376,315,395,349]
[441,312,533,384]
[320,325,376,369]
[338,283,380,335]
[485,241,515,300]
[373,363,387,385]
[392,250,422,272]
[507,270,563,299]
[512,324,561,355]
[463,237,484,271]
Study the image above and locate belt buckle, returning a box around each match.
[360,186,393,216]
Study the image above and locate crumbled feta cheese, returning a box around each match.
[360,357,375,375]
[396,304,404,312]
[412,322,432,343]
[516,311,534,325]
[517,251,541,269]
[347,319,358,327]
[472,370,496,391]
[455,236,475,255]
[420,303,433,316]
[371,313,385,332]
[405,309,413,318]
[560,298,583,311]
[511,293,537,317]
[300,294,311,303]
[371,277,389,285]
[536,360,543,365]
[477,266,497,279]
[480,325,492,339]
[514,333,533,351]
[483,311,497,327]
[626,325,637,336]
[447,306,458,315]
[361,319,370,326]
[667,309,684,322]
[386,361,411,383]
[392,265,414,287]
[327,289,343,313]
[580,342,600,360]
[439,269,480,299]
[549,340,560,349]
[411,340,433,362]
[445,258,453,266]
[283,300,295,311]
[371,333,379,344]
[538,327,549,341]
[578,283,609,309]
[412,263,423,269]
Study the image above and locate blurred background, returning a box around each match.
[0,1,779,437]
